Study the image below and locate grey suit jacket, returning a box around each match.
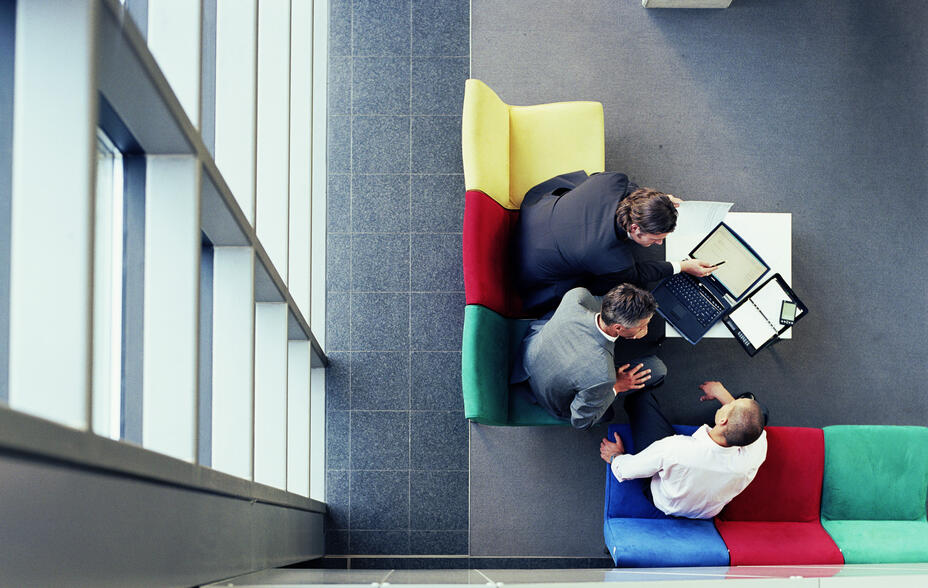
[510,287,616,430]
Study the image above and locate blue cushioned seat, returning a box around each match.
[603,424,730,567]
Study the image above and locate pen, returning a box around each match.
[711,261,726,268]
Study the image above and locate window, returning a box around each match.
[0,0,14,405]
[1,1,329,578]
[92,129,125,440]
[198,234,214,466]
[6,0,325,493]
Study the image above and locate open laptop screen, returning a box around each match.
[690,223,768,299]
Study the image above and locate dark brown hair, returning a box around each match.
[615,188,678,235]
[601,284,657,328]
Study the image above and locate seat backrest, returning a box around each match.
[461,304,512,425]
[822,425,928,522]
[460,305,568,427]
[717,426,824,523]
[462,79,511,209]
[462,190,522,317]
[463,79,606,210]
[509,102,605,209]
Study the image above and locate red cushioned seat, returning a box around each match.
[462,190,524,317]
[714,426,844,565]
[714,521,843,566]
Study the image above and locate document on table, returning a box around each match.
[665,200,734,261]
[727,277,804,348]
[674,200,734,243]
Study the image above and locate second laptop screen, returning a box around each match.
[691,224,768,299]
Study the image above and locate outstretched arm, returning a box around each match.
[699,381,735,405]
[603,436,668,481]
[701,382,770,425]
[680,259,721,278]
[585,261,673,294]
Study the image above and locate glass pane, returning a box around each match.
[198,236,214,466]
[92,129,124,440]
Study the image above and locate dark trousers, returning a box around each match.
[624,389,675,455]
[623,390,671,502]
[597,355,667,425]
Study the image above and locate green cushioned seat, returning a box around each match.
[461,304,567,426]
[820,520,928,564]
[821,425,928,563]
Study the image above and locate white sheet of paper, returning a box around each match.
[671,201,734,251]
[755,279,799,319]
[728,278,803,348]
[728,303,776,348]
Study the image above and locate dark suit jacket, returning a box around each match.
[510,288,616,430]
[515,171,673,313]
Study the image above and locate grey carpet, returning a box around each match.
[469,422,613,557]
[470,0,928,557]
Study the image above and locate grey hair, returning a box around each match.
[601,284,657,328]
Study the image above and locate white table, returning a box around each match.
[664,212,792,339]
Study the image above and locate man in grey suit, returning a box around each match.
[510,284,666,430]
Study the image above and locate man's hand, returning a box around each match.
[614,363,651,394]
[681,259,719,277]
[667,195,684,208]
[699,381,735,405]
[600,432,625,463]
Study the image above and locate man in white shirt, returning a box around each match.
[599,381,767,519]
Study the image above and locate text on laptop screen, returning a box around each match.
[691,224,767,299]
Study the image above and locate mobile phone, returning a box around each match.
[779,300,797,326]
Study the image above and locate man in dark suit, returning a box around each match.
[510,283,665,430]
[515,170,718,313]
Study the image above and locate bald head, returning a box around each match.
[722,398,765,447]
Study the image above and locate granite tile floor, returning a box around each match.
[325,0,470,557]
[215,564,928,586]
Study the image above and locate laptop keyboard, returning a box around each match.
[665,274,725,327]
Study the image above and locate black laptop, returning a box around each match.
[652,222,769,344]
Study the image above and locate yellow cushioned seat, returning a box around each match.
[462,79,605,209]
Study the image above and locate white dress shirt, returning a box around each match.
[610,424,767,519]
[594,313,618,342]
